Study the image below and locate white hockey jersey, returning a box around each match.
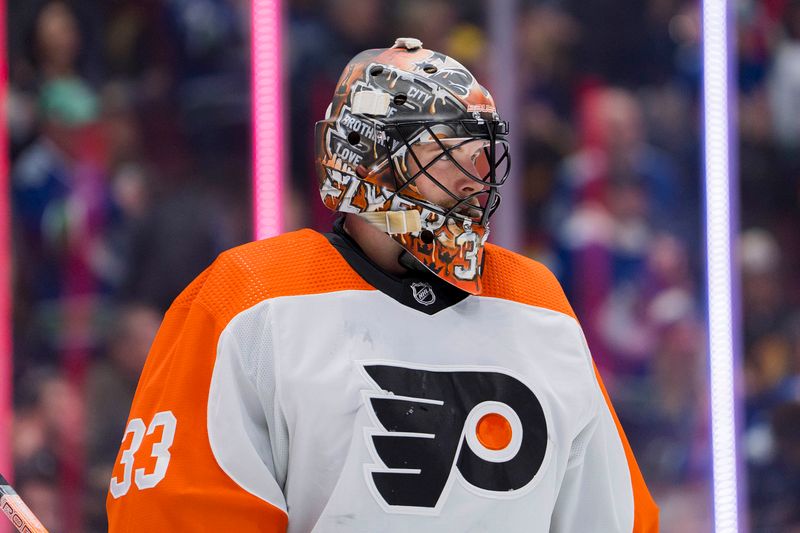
[107,222,659,532]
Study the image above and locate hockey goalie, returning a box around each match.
[107,38,659,532]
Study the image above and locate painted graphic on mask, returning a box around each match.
[315,45,510,295]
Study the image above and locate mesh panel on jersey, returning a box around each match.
[232,303,290,489]
[172,264,214,309]
[481,244,576,319]
[567,416,596,465]
[197,229,374,325]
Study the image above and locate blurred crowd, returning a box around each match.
[4,0,800,531]
[738,1,800,531]
[7,0,251,530]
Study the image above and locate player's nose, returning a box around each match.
[447,156,486,197]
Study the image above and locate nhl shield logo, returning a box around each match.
[410,282,436,306]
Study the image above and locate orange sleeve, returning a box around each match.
[593,364,660,533]
[106,267,288,532]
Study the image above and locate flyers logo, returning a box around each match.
[360,363,550,513]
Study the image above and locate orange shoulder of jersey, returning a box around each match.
[481,243,577,319]
[482,243,660,532]
[193,228,375,322]
[107,229,373,532]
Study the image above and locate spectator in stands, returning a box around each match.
[546,87,685,364]
[768,0,800,152]
[11,76,108,369]
[13,368,84,531]
[84,303,162,531]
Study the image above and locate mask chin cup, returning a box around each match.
[359,210,422,235]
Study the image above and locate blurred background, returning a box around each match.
[3,0,800,531]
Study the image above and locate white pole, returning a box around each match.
[702,0,744,531]
[488,0,521,251]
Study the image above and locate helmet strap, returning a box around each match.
[358,210,422,235]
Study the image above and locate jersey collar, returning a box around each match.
[324,217,469,315]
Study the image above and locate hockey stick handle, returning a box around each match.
[0,475,48,533]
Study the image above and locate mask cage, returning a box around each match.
[379,119,511,228]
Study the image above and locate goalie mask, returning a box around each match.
[315,38,510,294]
